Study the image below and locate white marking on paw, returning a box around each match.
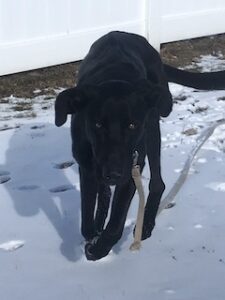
[0,240,25,252]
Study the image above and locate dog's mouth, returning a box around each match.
[107,180,117,186]
[102,170,123,186]
[101,165,135,186]
[100,152,138,186]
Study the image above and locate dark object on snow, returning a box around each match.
[55,31,225,261]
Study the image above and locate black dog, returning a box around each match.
[55,31,225,261]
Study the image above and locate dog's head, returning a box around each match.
[55,80,166,185]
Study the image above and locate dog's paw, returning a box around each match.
[85,243,99,261]
[141,223,153,240]
[133,222,155,240]
[84,237,111,261]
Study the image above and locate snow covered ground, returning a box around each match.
[1,57,225,300]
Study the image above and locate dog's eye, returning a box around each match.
[95,122,102,129]
[128,123,136,130]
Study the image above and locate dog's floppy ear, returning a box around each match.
[137,80,173,117]
[55,87,92,127]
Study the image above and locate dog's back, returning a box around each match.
[78,31,163,86]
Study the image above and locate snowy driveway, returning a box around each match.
[1,60,225,299]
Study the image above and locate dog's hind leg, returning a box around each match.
[79,167,98,241]
[95,184,111,235]
[142,117,165,240]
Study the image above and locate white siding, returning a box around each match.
[0,0,145,75]
[161,0,225,43]
[0,0,225,75]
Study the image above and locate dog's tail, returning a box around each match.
[164,64,225,90]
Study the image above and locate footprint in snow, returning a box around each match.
[30,125,45,130]
[0,171,10,176]
[49,184,75,193]
[30,132,45,138]
[17,185,39,191]
[165,202,176,209]
[53,161,75,169]
[0,176,11,184]
[0,171,11,184]
[30,125,45,138]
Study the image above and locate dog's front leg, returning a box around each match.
[79,167,98,241]
[85,178,136,260]
[95,184,111,235]
[141,118,165,240]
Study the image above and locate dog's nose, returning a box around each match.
[104,171,122,183]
